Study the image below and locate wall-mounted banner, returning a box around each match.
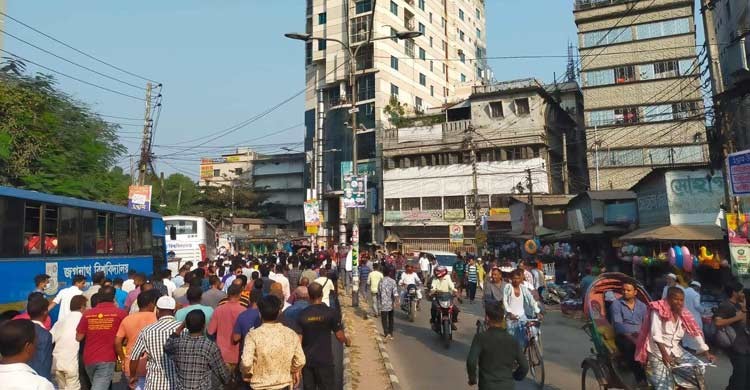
[304,200,320,227]
[343,174,367,208]
[128,185,152,211]
[449,224,464,244]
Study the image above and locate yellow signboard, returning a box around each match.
[306,225,319,234]
[200,165,213,179]
[490,208,510,216]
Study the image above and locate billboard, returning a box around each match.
[343,174,367,208]
[304,200,321,227]
[727,149,750,196]
[200,164,213,179]
[127,185,152,211]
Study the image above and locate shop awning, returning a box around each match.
[619,224,724,242]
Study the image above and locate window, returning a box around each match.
[357,73,375,100]
[44,205,59,255]
[415,97,423,111]
[430,85,434,96]
[429,12,433,23]
[654,60,678,78]
[405,39,415,57]
[582,27,632,47]
[355,0,373,13]
[429,36,433,47]
[113,214,131,254]
[422,197,442,210]
[419,47,426,60]
[430,60,433,72]
[318,12,327,24]
[441,17,446,28]
[459,51,466,63]
[359,102,376,129]
[444,196,465,210]
[459,9,465,20]
[443,87,448,97]
[402,197,420,210]
[461,73,466,82]
[589,110,616,126]
[459,30,465,41]
[419,23,426,34]
[351,15,371,43]
[58,207,79,256]
[636,18,690,40]
[391,27,398,42]
[132,217,152,255]
[418,0,425,10]
[673,101,699,120]
[490,101,503,118]
[476,8,481,19]
[213,169,220,177]
[96,212,110,254]
[643,105,673,122]
[385,199,401,211]
[391,83,399,97]
[442,63,448,74]
[234,167,243,175]
[442,40,448,52]
[390,1,398,15]
[515,98,530,115]
[615,107,640,124]
[305,41,312,65]
[476,28,481,39]
[318,40,326,50]
[419,73,426,86]
[391,56,399,70]
[23,203,42,255]
[0,197,24,257]
[614,65,635,83]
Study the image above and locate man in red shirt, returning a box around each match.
[76,286,127,390]
[208,284,245,372]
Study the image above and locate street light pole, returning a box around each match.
[285,28,422,307]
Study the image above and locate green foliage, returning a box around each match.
[383,95,406,127]
[0,58,128,202]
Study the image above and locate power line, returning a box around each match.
[0,48,146,101]
[0,11,159,84]
[0,27,147,91]
[97,114,143,121]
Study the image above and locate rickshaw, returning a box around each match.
[580,272,651,390]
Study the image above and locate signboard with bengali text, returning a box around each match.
[127,185,152,211]
[728,149,750,196]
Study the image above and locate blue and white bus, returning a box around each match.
[0,186,166,312]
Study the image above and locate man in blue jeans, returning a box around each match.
[76,286,127,390]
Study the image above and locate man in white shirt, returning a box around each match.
[50,295,87,389]
[270,264,291,302]
[48,275,86,323]
[162,270,176,297]
[644,287,715,389]
[418,253,430,283]
[122,269,137,293]
[0,318,55,390]
[398,265,423,309]
[682,281,704,351]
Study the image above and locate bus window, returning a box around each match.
[24,203,42,255]
[81,209,96,255]
[96,213,109,254]
[113,214,131,254]
[132,217,153,255]
[58,207,80,256]
[44,205,59,255]
[0,197,24,257]
[165,220,198,235]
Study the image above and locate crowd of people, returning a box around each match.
[0,252,351,390]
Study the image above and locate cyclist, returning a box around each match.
[483,268,504,310]
[502,269,542,347]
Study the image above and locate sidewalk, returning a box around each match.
[339,292,393,390]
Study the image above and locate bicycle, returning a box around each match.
[476,317,545,389]
[668,359,715,390]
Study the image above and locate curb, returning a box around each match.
[340,303,354,390]
[364,313,402,390]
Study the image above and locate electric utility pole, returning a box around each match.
[527,168,536,237]
[137,82,153,186]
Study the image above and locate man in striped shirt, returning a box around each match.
[466,258,479,303]
[129,296,180,390]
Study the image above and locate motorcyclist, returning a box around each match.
[430,265,459,330]
[399,264,423,310]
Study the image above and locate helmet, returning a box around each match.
[433,265,448,279]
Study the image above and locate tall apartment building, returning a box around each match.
[705,0,750,153]
[574,0,709,190]
[301,0,488,246]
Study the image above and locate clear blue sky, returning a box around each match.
[4,1,704,179]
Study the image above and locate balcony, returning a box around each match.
[404,10,416,31]
[574,0,634,11]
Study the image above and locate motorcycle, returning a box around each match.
[541,282,568,305]
[432,292,455,349]
[400,283,418,322]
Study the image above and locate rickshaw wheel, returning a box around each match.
[581,360,608,390]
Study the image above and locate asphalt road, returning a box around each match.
[376,291,732,390]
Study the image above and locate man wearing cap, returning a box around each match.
[661,273,685,300]
[683,280,704,350]
[129,296,180,390]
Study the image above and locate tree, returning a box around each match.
[150,173,200,215]
[383,95,407,127]
[0,58,128,202]
[185,182,268,224]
